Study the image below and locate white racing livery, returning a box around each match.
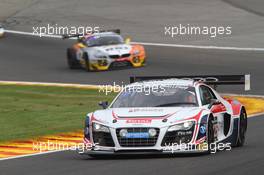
[81,75,249,156]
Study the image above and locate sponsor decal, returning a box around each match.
[126,119,152,123]
[163,141,232,154]
[200,125,206,134]
[128,108,164,113]
[125,132,149,139]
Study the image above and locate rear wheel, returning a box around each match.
[67,48,80,69]
[235,109,247,147]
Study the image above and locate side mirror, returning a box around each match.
[208,99,221,109]
[125,37,131,44]
[99,101,108,109]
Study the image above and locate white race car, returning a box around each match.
[63,29,146,71]
[81,75,250,156]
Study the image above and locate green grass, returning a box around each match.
[0,85,116,142]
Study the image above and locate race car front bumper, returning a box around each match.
[89,55,145,71]
[79,125,210,155]
[79,146,207,155]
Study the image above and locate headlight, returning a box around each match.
[148,128,157,137]
[119,129,128,137]
[92,123,110,133]
[168,121,195,132]
[133,50,140,55]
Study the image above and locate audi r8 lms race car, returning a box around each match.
[81,75,250,156]
[64,29,146,71]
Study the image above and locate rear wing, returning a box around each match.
[129,74,251,91]
[62,29,121,39]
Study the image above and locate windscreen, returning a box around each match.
[85,35,124,47]
[111,86,198,108]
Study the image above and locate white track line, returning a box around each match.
[249,112,264,118]
[0,150,65,161]
[131,42,264,51]
[0,29,263,160]
[1,111,263,161]
[0,82,264,161]
[0,80,103,89]
[1,81,264,98]
[1,80,264,117]
[5,30,63,39]
[223,93,264,99]
[4,29,264,51]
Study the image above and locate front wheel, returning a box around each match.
[67,48,80,69]
[83,53,91,72]
[206,116,214,153]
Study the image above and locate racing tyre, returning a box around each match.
[235,109,247,147]
[83,53,91,72]
[67,48,80,69]
[206,116,214,154]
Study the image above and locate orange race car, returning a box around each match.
[63,29,146,71]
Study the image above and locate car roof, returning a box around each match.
[127,78,195,88]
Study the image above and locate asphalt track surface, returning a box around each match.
[0,115,263,175]
[0,33,264,175]
[1,0,264,175]
[0,33,263,95]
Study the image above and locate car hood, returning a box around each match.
[95,44,132,55]
[92,107,204,127]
